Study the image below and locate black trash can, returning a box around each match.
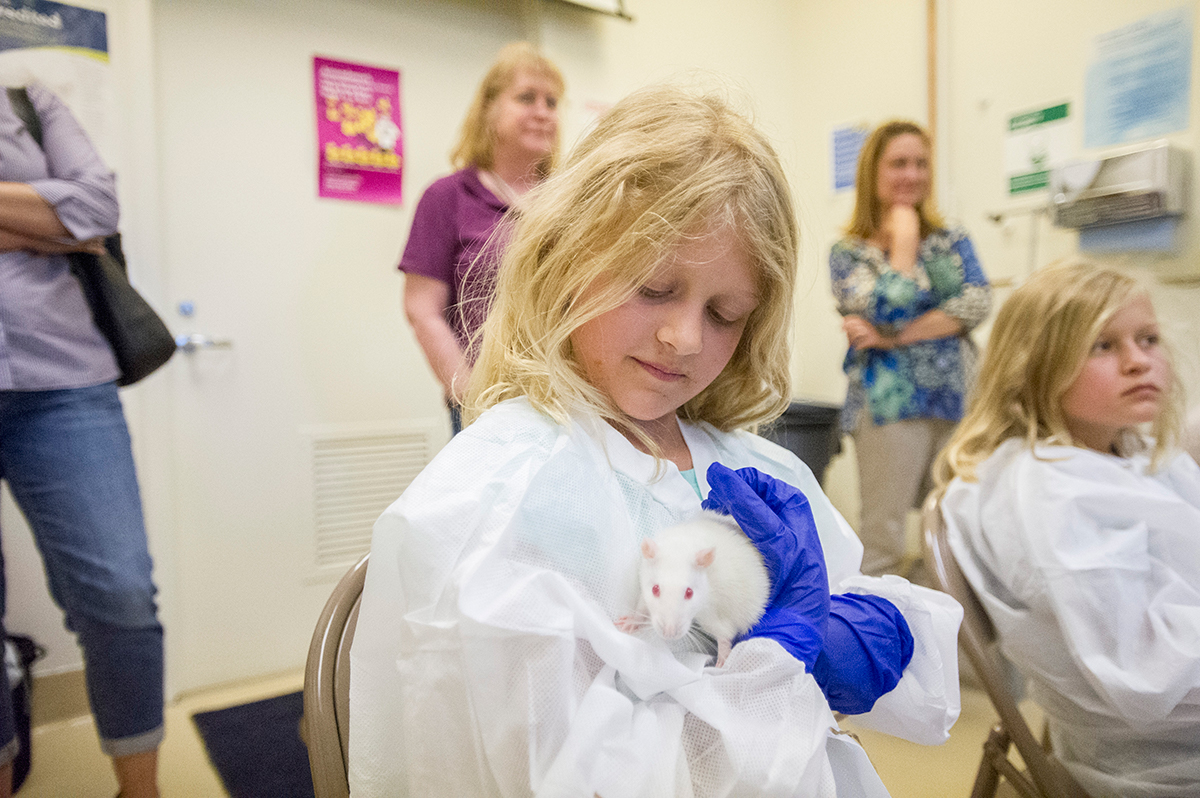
[760,401,843,486]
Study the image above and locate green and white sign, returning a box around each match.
[1005,102,1070,194]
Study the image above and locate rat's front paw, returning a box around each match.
[714,638,732,667]
[614,615,645,633]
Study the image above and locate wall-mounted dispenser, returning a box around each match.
[1050,140,1189,229]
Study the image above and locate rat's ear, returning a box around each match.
[695,547,715,568]
[641,539,658,559]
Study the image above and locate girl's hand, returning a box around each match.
[702,463,829,669]
[703,465,916,710]
[842,315,894,351]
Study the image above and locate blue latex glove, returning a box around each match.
[701,463,830,670]
[813,593,914,714]
[702,463,916,713]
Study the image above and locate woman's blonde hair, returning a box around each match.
[449,42,564,176]
[846,120,945,240]
[935,258,1183,486]
[465,83,799,449]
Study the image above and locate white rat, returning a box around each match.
[616,510,770,667]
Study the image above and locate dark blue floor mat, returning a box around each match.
[191,690,314,798]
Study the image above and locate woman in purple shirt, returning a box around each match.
[0,85,162,797]
[399,42,563,434]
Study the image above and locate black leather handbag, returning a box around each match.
[7,86,175,386]
[67,234,177,386]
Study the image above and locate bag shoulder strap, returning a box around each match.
[7,88,126,269]
[6,87,43,149]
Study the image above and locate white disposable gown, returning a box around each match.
[351,399,963,797]
[943,438,1200,798]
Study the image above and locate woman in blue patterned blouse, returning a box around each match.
[830,120,991,577]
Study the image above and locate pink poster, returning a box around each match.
[314,56,403,204]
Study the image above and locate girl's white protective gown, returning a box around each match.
[351,399,964,797]
[944,439,1200,798]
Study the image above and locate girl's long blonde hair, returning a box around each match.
[465,83,799,449]
[846,120,945,240]
[450,42,564,176]
[935,258,1183,486]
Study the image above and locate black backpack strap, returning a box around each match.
[6,86,43,149]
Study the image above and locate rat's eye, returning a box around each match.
[685,587,694,600]
[652,584,660,597]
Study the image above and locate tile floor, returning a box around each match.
[19,667,1033,797]
[21,669,304,798]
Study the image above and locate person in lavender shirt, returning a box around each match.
[0,84,162,798]
[398,42,563,434]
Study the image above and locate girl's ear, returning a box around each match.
[641,539,658,560]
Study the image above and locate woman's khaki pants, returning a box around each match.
[852,413,956,577]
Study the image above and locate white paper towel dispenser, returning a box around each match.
[1050,141,1189,228]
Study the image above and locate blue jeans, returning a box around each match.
[0,382,163,761]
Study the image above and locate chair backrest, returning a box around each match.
[921,492,1092,798]
[303,554,368,798]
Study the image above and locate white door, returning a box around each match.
[147,0,524,694]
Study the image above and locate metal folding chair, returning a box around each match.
[922,493,1091,798]
[302,554,368,798]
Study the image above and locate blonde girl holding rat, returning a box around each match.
[938,259,1200,798]
[352,84,963,797]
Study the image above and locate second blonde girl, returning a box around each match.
[938,259,1199,798]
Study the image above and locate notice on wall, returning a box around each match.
[1005,103,1071,195]
[314,56,403,205]
[0,0,111,157]
[831,124,869,192]
[1085,7,1192,148]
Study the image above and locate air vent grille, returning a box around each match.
[311,428,433,569]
